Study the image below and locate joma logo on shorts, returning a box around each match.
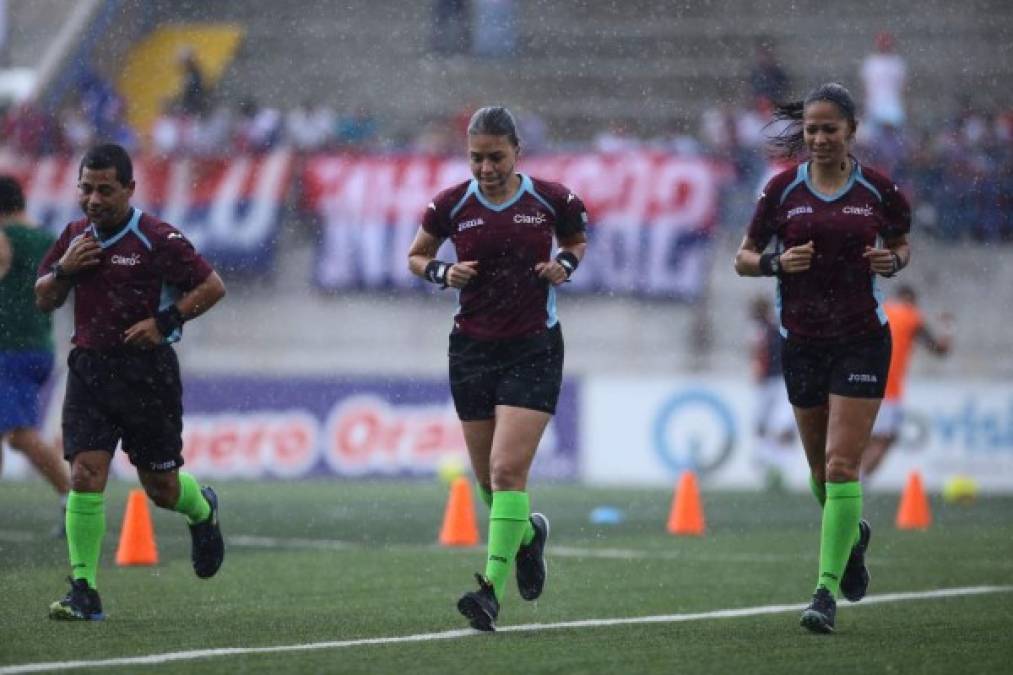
[149,460,176,470]
[842,204,873,216]
[787,205,813,219]
[111,253,142,266]
[848,373,878,383]
[514,212,547,225]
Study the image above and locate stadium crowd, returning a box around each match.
[1,64,1010,242]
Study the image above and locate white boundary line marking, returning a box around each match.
[2,585,1009,674]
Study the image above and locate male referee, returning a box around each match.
[36,144,227,620]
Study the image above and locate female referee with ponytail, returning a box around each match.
[408,106,588,632]
[734,83,911,633]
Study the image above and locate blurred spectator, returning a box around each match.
[233,98,282,154]
[593,121,640,153]
[1,99,58,155]
[471,0,517,58]
[748,40,790,105]
[411,119,455,155]
[432,0,470,55]
[177,46,209,118]
[286,100,335,152]
[0,0,9,68]
[58,103,95,154]
[78,69,137,151]
[334,107,377,149]
[191,103,234,156]
[516,108,549,154]
[860,32,907,132]
[150,100,190,157]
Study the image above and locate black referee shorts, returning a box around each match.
[448,323,564,421]
[782,327,892,408]
[63,345,184,472]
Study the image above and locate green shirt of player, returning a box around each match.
[0,223,55,351]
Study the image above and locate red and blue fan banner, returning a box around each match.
[302,151,729,300]
[0,150,293,273]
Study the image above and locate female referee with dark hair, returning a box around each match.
[734,82,911,633]
[408,106,588,632]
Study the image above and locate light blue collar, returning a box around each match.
[470,173,530,212]
[87,208,141,249]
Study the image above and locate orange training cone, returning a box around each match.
[439,476,480,546]
[116,489,159,565]
[896,470,932,530]
[667,471,705,536]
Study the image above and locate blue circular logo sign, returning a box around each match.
[652,389,736,476]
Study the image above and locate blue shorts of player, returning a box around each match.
[781,327,891,408]
[62,345,185,472]
[0,350,54,433]
[449,323,564,421]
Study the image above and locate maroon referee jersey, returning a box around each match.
[422,174,588,340]
[748,161,911,341]
[38,209,213,349]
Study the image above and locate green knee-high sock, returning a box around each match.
[66,491,105,589]
[174,472,211,525]
[484,491,530,600]
[480,483,534,546]
[816,481,862,597]
[809,475,827,508]
[478,484,493,508]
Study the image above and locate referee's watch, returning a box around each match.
[760,252,781,276]
[51,262,73,281]
[769,254,782,276]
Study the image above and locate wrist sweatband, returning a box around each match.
[759,253,777,276]
[155,305,184,337]
[424,260,450,287]
[890,251,902,275]
[555,251,579,279]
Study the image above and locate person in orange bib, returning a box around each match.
[862,284,952,476]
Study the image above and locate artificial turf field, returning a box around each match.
[1,480,1011,674]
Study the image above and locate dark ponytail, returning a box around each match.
[767,82,858,159]
[467,106,520,148]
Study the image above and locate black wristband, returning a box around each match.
[155,305,184,337]
[424,259,450,287]
[758,253,778,277]
[52,262,74,282]
[891,251,903,275]
[555,250,579,279]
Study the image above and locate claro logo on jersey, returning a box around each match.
[843,204,874,216]
[457,217,484,232]
[514,211,547,225]
[787,205,813,219]
[111,253,142,266]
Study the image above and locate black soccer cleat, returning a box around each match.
[516,512,550,601]
[457,573,500,632]
[800,587,837,634]
[49,577,105,621]
[840,519,872,602]
[189,486,224,579]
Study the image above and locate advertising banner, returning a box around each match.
[302,151,724,300]
[582,377,1013,493]
[0,151,293,272]
[100,375,580,481]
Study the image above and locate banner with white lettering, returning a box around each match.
[0,151,293,272]
[302,152,724,300]
[102,375,579,480]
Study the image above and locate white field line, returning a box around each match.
[1,585,1009,674]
